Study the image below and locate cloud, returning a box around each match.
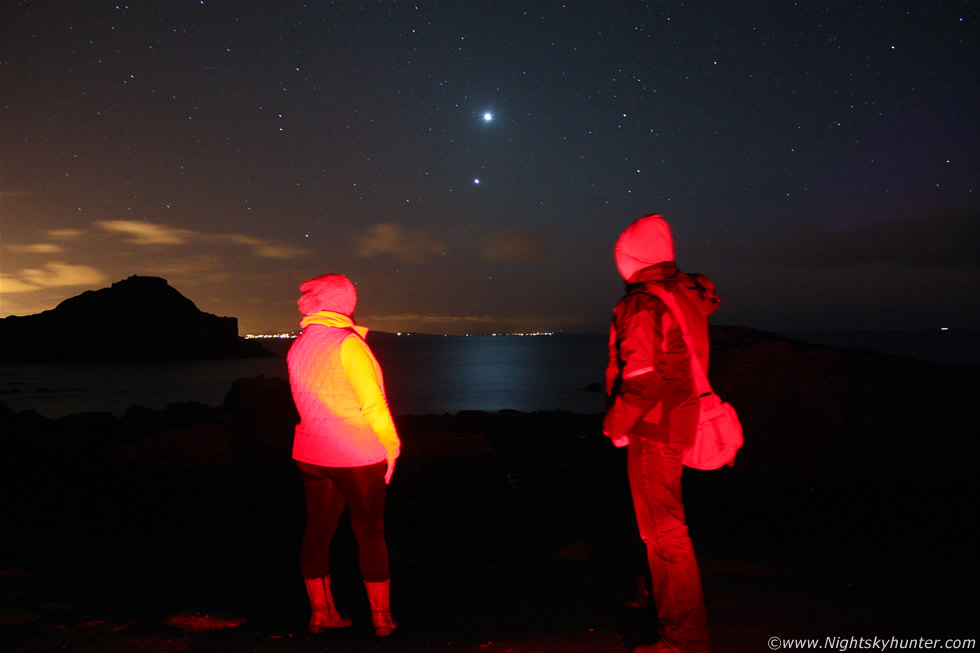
[480,230,544,262]
[0,191,31,200]
[420,314,495,324]
[47,229,85,239]
[220,234,309,259]
[2,229,86,255]
[144,256,232,284]
[356,223,445,263]
[366,313,495,324]
[3,228,92,255]
[0,277,38,294]
[253,244,310,259]
[364,312,594,334]
[93,220,309,259]
[0,262,107,293]
[225,235,264,247]
[775,209,980,268]
[97,220,192,245]
[5,243,63,254]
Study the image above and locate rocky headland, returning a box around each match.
[0,275,273,363]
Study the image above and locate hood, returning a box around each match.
[615,214,675,282]
[298,274,357,316]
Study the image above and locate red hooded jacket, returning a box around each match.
[604,262,721,445]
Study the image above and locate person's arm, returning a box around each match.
[603,296,667,442]
[605,322,630,447]
[341,335,401,483]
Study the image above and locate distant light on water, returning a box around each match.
[247,330,556,338]
[464,332,555,337]
[941,327,949,331]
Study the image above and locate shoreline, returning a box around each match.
[2,325,977,422]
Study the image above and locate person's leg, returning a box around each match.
[297,461,352,631]
[298,461,348,579]
[628,439,709,652]
[329,461,389,582]
[330,461,395,636]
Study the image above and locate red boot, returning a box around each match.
[364,579,396,636]
[304,576,352,633]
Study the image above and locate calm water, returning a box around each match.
[0,334,609,419]
[1,330,974,419]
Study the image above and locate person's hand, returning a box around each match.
[384,454,397,484]
[611,435,629,448]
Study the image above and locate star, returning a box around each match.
[483,112,493,122]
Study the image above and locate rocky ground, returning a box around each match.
[2,332,978,651]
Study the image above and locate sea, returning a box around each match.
[0,330,976,420]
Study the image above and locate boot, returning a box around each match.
[304,576,352,633]
[364,579,396,636]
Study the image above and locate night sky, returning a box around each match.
[2,1,977,335]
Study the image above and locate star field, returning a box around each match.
[1,1,977,334]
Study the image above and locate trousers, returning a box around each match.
[297,460,390,582]
[628,438,709,652]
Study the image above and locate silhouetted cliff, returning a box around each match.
[0,276,274,363]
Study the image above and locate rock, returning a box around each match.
[707,329,980,477]
[109,424,240,472]
[221,375,297,467]
[0,275,274,363]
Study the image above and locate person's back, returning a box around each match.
[606,262,719,447]
[289,318,389,467]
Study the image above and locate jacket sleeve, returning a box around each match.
[341,335,401,460]
[603,296,667,436]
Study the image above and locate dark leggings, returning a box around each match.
[297,460,390,582]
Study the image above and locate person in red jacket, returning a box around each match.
[604,215,720,653]
[287,273,400,637]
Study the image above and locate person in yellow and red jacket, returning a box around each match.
[287,273,400,637]
[604,215,720,653]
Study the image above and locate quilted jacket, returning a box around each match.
[288,311,400,467]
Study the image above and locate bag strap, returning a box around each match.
[640,285,713,396]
